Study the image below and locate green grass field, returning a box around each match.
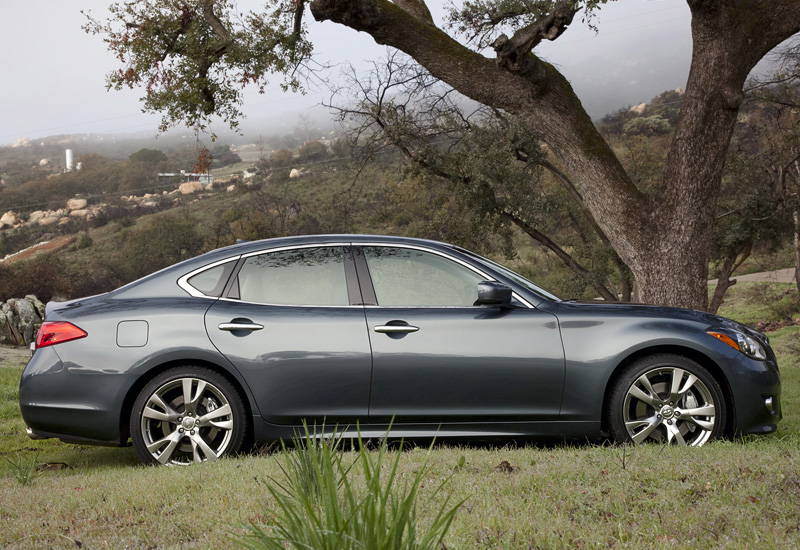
[1,283,798,549]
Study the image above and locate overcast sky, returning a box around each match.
[0,0,698,146]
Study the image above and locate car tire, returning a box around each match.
[607,354,726,446]
[130,366,249,465]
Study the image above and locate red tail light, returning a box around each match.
[35,322,88,348]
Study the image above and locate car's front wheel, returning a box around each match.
[131,366,249,465]
[607,354,726,446]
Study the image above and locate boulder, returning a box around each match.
[289,168,302,179]
[179,181,203,194]
[0,296,44,346]
[38,216,59,226]
[58,217,71,226]
[630,102,647,115]
[227,184,236,192]
[69,209,94,218]
[28,210,46,223]
[67,198,88,210]
[1,211,17,227]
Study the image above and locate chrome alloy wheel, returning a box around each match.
[140,377,235,464]
[622,366,717,446]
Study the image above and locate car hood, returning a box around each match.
[556,300,759,335]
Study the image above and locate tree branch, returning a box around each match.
[492,0,578,73]
[393,0,433,23]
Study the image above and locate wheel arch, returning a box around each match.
[600,345,736,437]
[118,358,255,446]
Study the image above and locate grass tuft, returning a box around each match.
[238,425,462,550]
[4,452,39,486]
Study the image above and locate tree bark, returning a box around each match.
[310,0,800,310]
[708,243,751,314]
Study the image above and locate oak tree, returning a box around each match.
[86,0,800,309]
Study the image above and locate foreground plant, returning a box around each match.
[4,451,39,486]
[239,426,462,550]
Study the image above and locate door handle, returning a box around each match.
[219,322,264,332]
[373,324,419,334]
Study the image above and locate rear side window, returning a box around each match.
[236,247,349,306]
[186,261,236,297]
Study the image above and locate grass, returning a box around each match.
[0,285,799,549]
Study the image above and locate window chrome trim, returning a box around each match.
[239,242,353,259]
[357,242,535,309]
[180,242,534,309]
[177,256,241,298]
[217,297,364,308]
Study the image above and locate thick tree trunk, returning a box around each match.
[310,0,800,310]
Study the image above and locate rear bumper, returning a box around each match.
[20,346,126,445]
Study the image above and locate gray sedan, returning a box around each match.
[20,235,782,464]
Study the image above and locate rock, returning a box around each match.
[0,303,23,346]
[39,159,51,167]
[630,102,647,115]
[67,198,88,210]
[179,181,203,194]
[0,296,44,346]
[1,211,18,227]
[11,298,39,345]
[227,184,236,192]
[28,210,46,223]
[289,168,302,179]
[25,295,45,319]
[69,209,93,218]
[38,216,59,226]
[58,217,71,226]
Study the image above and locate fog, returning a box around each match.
[0,0,697,145]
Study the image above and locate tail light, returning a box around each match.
[35,322,88,348]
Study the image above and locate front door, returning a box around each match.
[359,245,565,422]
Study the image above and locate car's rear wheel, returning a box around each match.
[607,354,726,446]
[131,366,248,465]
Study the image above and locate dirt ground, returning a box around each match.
[0,344,31,366]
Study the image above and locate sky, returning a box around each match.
[0,0,700,146]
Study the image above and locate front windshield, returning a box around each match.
[454,248,562,301]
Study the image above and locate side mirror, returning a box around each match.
[477,281,512,307]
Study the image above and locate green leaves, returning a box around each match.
[239,425,462,550]
[84,0,312,133]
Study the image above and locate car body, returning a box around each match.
[20,234,781,464]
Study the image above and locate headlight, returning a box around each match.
[707,331,767,360]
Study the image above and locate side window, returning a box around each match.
[185,260,236,297]
[236,247,349,306]
[363,247,485,306]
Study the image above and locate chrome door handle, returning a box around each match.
[373,325,419,334]
[219,322,264,332]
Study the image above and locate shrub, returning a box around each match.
[76,233,93,249]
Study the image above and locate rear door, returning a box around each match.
[204,245,372,424]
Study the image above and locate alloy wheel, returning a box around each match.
[139,377,235,464]
[622,366,717,446]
